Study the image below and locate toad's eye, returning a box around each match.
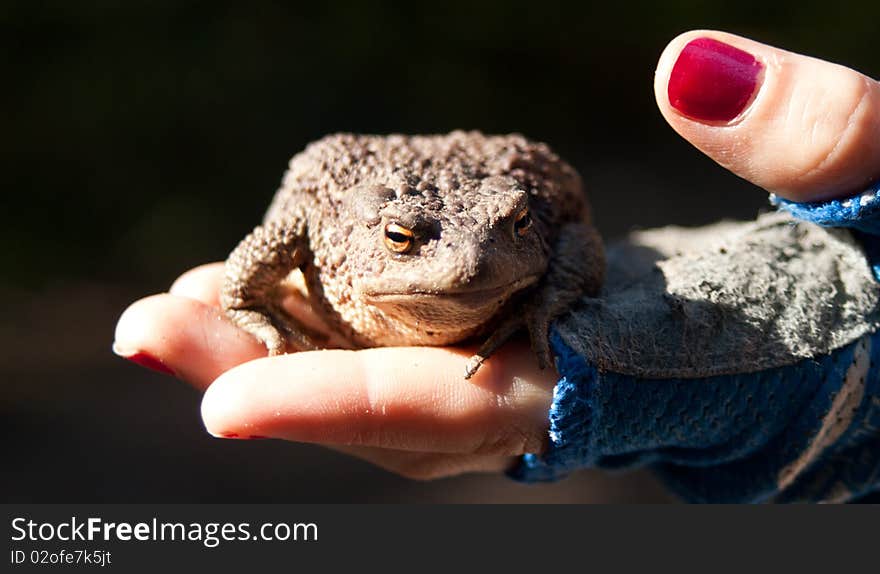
[514,208,532,237]
[384,223,415,253]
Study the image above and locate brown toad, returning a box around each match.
[221,131,604,377]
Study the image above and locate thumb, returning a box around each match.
[655,30,880,202]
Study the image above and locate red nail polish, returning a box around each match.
[248,435,268,439]
[220,432,240,438]
[668,37,763,122]
[125,352,175,376]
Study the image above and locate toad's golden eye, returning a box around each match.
[384,223,415,253]
[514,208,532,237]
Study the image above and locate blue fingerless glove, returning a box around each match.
[510,182,880,503]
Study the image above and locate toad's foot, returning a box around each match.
[225,305,325,356]
[224,307,288,356]
[465,313,526,379]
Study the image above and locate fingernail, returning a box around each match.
[213,432,268,440]
[114,344,176,376]
[668,37,764,122]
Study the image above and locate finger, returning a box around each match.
[201,342,556,454]
[328,445,515,480]
[113,294,266,390]
[169,262,225,307]
[655,30,880,202]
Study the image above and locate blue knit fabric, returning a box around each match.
[510,182,880,503]
[771,181,880,235]
[511,330,880,502]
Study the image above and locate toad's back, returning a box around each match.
[263,131,590,228]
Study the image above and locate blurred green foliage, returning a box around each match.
[4,1,879,289]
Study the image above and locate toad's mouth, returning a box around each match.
[359,274,540,304]
[355,274,542,337]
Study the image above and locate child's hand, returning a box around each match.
[114,263,558,480]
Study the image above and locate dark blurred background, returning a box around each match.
[3,1,880,502]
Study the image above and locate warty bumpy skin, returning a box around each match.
[221,130,605,378]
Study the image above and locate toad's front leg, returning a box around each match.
[465,223,605,378]
[221,218,320,355]
[521,222,605,370]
